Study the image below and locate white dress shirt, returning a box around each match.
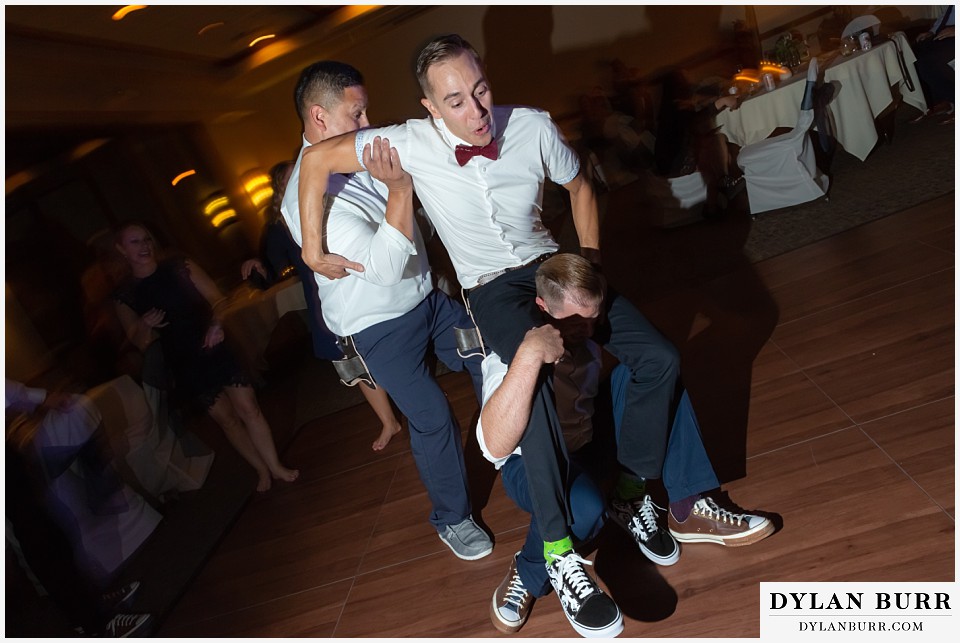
[280,135,310,250]
[281,137,432,337]
[475,352,516,470]
[355,106,580,289]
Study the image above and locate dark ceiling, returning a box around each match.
[4,4,430,177]
[4,5,345,64]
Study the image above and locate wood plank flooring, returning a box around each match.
[158,192,954,638]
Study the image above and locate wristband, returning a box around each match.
[580,247,602,269]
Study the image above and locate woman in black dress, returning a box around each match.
[113,223,298,492]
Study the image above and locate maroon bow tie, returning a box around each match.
[455,139,498,166]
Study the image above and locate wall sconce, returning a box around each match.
[202,193,238,229]
[242,170,274,211]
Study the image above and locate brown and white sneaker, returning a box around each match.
[668,496,774,547]
[490,552,535,634]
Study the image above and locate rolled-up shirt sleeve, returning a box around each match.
[541,114,581,185]
[355,123,409,171]
[322,185,418,287]
[475,354,520,470]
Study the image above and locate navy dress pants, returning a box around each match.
[503,363,720,596]
[352,289,484,531]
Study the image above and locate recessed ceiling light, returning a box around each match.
[248,34,276,47]
[198,22,225,36]
[112,5,147,22]
[172,170,196,186]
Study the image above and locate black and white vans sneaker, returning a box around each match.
[609,494,680,566]
[545,550,623,638]
[102,581,141,611]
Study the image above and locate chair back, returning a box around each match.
[841,15,881,39]
[801,57,819,111]
[812,83,836,154]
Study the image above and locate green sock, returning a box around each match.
[543,536,573,562]
[615,472,646,502]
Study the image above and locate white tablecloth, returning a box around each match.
[222,277,307,373]
[717,32,926,161]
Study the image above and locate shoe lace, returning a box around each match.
[503,567,530,608]
[551,552,599,601]
[697,497,746,526]
[105,614,134,635]
[631,495,666,541]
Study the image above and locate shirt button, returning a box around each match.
[482,167,487,173]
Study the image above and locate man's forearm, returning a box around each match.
[299,133,365,270]
[569,173,601,252]
[480,349,543,458]
[479,322,566,459]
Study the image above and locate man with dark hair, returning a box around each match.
[280,60,492,560]
[476,254,774,636]
[296,35,686,636]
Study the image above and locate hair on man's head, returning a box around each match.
[535,253,606,310]
[294,61,364,122]
[415,34,482,97]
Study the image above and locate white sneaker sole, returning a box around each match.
[608,509,680,566]
[638,539,680,566]
[670,519,774,547]
[565,610,624,638]
[489,596,526,634]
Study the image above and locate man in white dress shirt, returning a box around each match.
[296,36,683,633]
[280,61,491,561]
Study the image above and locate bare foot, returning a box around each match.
[256,470,272,492]
[372,422,402,451]
[272,466,300,483]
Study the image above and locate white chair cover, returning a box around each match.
[668,171,708,209]
[736,58,829,214]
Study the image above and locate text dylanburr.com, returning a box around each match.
[761,582,955,639]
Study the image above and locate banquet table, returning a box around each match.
[716,32,926,161]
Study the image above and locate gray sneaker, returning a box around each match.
[439,515,493,560]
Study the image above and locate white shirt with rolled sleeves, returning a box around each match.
[354,106,579,289]
[475,352,518,470]
[281,137,432,337]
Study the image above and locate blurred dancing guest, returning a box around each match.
[112,222,298,492]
